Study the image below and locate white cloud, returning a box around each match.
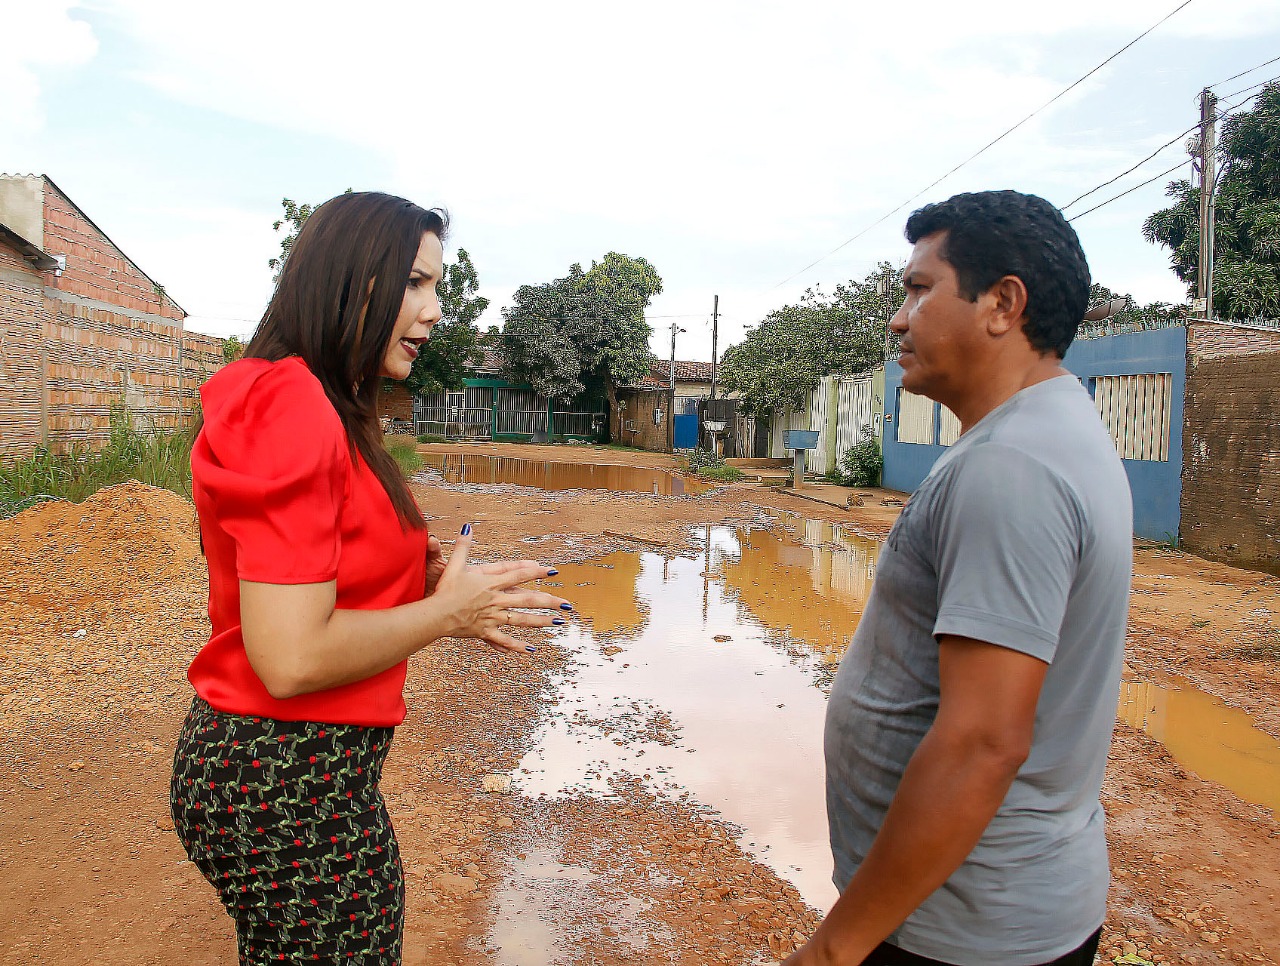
[0,1,98,141]
[19,0,1280,354]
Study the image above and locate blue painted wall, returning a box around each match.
[881,359,947,494]
[1064,326,1186,540]
[880,326,1187,540]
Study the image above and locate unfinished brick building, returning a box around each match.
[0,174,224,454]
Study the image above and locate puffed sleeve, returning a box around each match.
[194,359,349,583]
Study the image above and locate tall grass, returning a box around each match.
[0,408,195,519]
[384,435,423,478]
[1,419,426,521]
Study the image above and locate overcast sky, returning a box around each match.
[6,0,1280,363]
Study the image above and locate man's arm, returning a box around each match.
[784,636,1048,966]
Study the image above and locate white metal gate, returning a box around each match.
[835,375,876,457]
[809,382,834,474]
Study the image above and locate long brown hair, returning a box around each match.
[245,191,447,528]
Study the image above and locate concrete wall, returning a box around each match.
[881,326,1188,541]
[1180,323,1280,574]
[0,175,46,250]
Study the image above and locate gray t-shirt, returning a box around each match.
[825,375,1132,965]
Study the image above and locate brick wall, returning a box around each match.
[0,178,227,455]
[612,390,669,452]
[0,246,50,454]
[42,185,184,321]
[380,382,416,422]
[1180,323,1280,574]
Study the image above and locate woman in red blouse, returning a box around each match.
[170,191,569,965]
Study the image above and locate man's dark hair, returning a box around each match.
[904,190,1090,357]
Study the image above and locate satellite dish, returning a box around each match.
[1082,297,1131,322]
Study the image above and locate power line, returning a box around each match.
[1066,157,1193,222]
[1220,72,1280,102]
[1061,85,1271,212]
[1207,55,1280,90]
[1063,79,1279,223]
[767,0,1197,291]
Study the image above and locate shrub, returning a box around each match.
[832,435,882,488]
[683,448,743,482]
[417,433,446,444]
[696,464,744,482]
[685,448,725,472]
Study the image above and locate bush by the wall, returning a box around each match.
[830,436,882,488]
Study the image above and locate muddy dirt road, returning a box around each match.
[0,441,1276,965]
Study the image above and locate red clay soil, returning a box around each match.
[0,442,1276,965]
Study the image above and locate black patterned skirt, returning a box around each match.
[170,697,404,964]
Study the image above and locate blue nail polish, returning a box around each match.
[552,617,566,625]
[546,569,559,576]
[460,523,472,536]
[560,602,574,611]
[525,645,537,653]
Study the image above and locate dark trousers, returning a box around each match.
[862,928,1102,966]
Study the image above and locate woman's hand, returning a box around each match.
[424,534,447,596]
[430,525,570,654]
[425,533,539,598]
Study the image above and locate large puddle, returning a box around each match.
[1118,674,1280,819]
[511,516,882,915]
[419,452,709,496]
[489,513,1280,962]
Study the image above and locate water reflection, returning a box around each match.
[719,514,881,661]
[517,513,1280,919]
[520,521,880,911]
[489,847,598,966]
[1118,674,1280,819]
[420,453,709,496]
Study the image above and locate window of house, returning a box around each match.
[938,405,962,446]
[1092,373,1173,461]
[896,389,936,445]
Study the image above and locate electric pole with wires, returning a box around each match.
[1193,88,1218,319]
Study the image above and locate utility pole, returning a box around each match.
[668,320,684,452]
[710,295,719,400]
[1197,88,1218,320]
[877,277,892,361]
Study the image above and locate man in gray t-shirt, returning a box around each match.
[784,191,1131,966]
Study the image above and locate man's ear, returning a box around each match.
[986,275,1029,339]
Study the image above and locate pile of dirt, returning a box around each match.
[0,481,206,730]
[0,481,201,598]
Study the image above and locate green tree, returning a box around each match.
[500,253,662,411]
[1143,82,1280,320]
[268,194,485,395]
[718,262,902,418]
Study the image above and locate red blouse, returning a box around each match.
[187,356,428,726]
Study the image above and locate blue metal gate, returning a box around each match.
[674,413,698,449]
